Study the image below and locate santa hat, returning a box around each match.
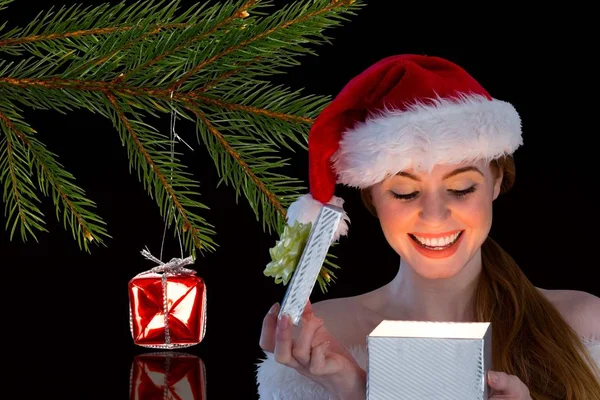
[286,54,523,242]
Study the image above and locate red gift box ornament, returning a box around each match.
[129,249,207,349]
[129,351,207,400]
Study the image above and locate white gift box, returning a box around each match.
[366,320,492,400]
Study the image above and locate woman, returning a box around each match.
[256,54,600,399]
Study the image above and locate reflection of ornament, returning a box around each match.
[129,351,207,400]
[129,249,207,349]
[263,220,312,285]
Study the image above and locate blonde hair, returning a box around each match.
[361,156,600,399]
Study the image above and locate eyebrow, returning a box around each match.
[395,166,484,181]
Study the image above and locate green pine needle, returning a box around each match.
[0,0,13,10]
[0,100,109,249]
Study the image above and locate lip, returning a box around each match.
[408,230,464,259]
[409,230,463,239]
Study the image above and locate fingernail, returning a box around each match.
[278,315,289,329]
[488,371,498,384]
[269,302,280,314]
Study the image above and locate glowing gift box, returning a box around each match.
[129,250,207,349]
[366,320,492,400]
[129,352,207,400]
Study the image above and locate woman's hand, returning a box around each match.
[259,300,366,400]
[488,371,532,399]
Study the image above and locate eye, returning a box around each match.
[389,190,419,200]
[448,185,477,197]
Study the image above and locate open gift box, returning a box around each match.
[367,320,492,399]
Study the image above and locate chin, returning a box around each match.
[411,260,466,280]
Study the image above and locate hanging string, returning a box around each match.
[132,93,197,349]
[159,91,194,261]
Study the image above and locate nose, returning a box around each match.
[418,192,451,224]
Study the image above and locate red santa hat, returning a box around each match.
[286,54,523,241]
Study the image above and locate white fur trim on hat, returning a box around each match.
[286,193,350,241]
[331,93,523,188]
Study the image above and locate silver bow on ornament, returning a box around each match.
[137,248,196,277]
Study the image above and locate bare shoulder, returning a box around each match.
[538,287,600,339]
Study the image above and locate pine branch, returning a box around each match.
[171,0,315,89]
[0,1,180,50]
[195,55,263,93]
[0,77,319,145]
[192,79,330,147]
[114,0,258,84]
[170,0,362,92]
[68,22,188,76]
[105,91,217,256]
[0,0,364,261]
[0,101,108,248]
[185,99,295,232]
[318,249,341,293]
[0,107,45,241]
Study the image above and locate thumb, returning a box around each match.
[487,371,520,396]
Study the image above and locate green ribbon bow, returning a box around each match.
[263,220,312,285]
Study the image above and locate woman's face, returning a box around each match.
[370,159,503,279]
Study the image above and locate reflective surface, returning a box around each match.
[130,352,207,400]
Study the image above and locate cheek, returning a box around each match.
[456,195,493,229]
[373,199,414,233]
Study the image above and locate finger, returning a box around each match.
[309,340,330,375]
[274,314,300,368]
[292,314,324,366]
[258,302,279,353]
[488,371,527,396]
[303,299,313,316]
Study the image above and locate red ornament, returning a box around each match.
[129,352,207,400]
[129,250,207,349]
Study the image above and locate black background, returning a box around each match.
[1,1,598,398]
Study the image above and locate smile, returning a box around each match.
[408,231,463,251]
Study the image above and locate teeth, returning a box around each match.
[413,232,460,249]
